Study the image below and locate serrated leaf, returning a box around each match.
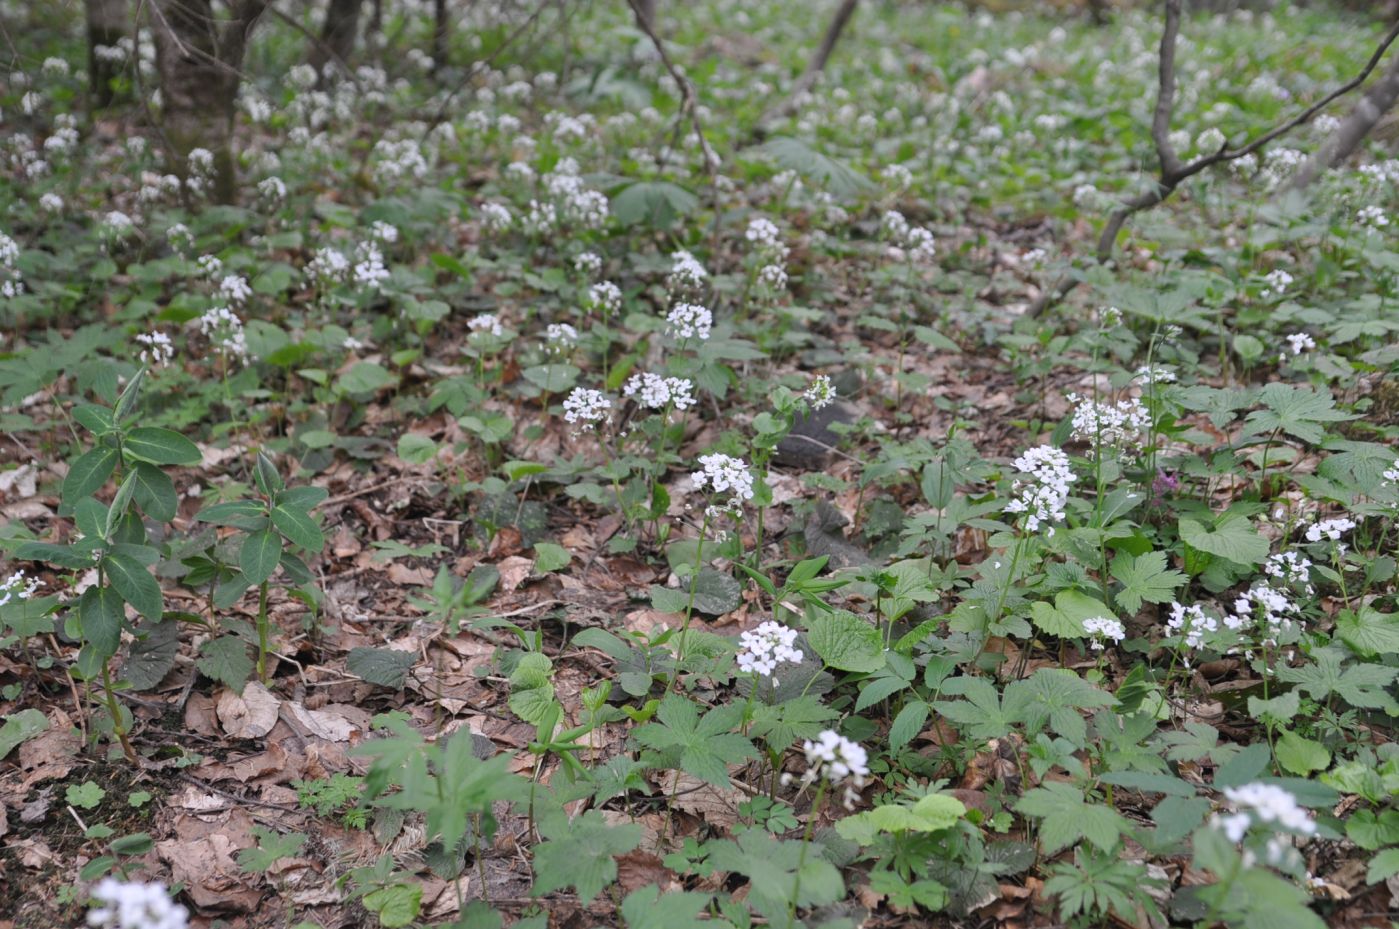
[346,647,415,689]
[1275,730,1330,775]
[532,542,571,573]
[633,694,755,788]
[611,180,697,228]
[396,432,438,464]
[532,810,641,903]
[806,609,885,672]
[1015,782,1128,854]
[123,427,201,465]
[1111,550,1187,613]
[890,700,929,752]
[618,886,711,929]
[238,827,308,872]
[1179,516,1269,566]
[197,636,254,692]
[362,884,421,929]
[1334,607,1399,657]
[240,529,282,585]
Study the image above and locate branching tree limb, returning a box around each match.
[1287,51,1399,191]
[1029,2,1399,317]
[756,0,859,134]
[625,0,720,173]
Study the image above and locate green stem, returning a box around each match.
[787,779,827,929]
[256,581,270,682]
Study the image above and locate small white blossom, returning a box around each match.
[562,386,611,429]
[666,249,707,294]
[665,302,712,341]
[691,453,754,516]
[1082,616,1125,650]
[1218,783,1316,838]
[1068,394,1151,451]
[136,331,174,367]
[623,372,696,411]
[1004,445,1076,536]
[1260,268,1293,299]
[1304,517,1355,545]
[804,375,836,410]
[1284,332,1315,357]
[573,251,602,277]
[197,306,248,361]
[1357,205,1389,228]
[545,322,578,348]
[0,570,41,608]
[352,242,389,291]
[479,202,513,232]
[218,275,252,305]
[587,280,622,315]
[737,620,803,682]
[85,877,188,929]
[1166,602,1219,656]
[468,313,504,338]
[791,730,869,808]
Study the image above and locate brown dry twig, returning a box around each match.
[1029,2,1399,317]
[625,0,720,175]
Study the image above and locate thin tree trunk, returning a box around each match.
[86,0,127,107]
[309,0,362,77]
[1288,52,1399,190]
[633,0,657,29]
[152,0,268,204]
[756,0,859,132]
[432,0,449,74]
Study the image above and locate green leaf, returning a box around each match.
[396,432,438,464]
[113,367,145,421]
[611,180,698,228]
[196,636,254,692]
[123,427,201,466]
[618,886,711,929]
[1030,589,1113,638]
[532,542,571,573]
[271,504,324,553]
[532,809,642,903]
[1242,383,1352,445]
[1179,516,1269,567]
[508,652,556,725]
[1334,607,1399,657]
[1214,742,1272,788]
[1367,848,1399,885]
[633,694,756,788]
[129,462,178,522]
[121,620,180,690]
[66,781,106,810]
[362,884,421,929]
[650,585,690,613]
[336,361,398,395]
[345,647,415,689]
[240,529,283,585]
[890,700,930,752]
[103,553,162,621]
[78,586,126,659]
[105,471,138,540]
[756,137,873,197]
[238,827,308,872]
[1111,550,1187,613]
[692,568,742,615]
[1275,649,1399,713]
[1015,782,1128,854]
[1275,730,1330,775]
[195,499,268,529]
[62,446,118,502]
[0,709,49,761]
[705,829,843,919]
[806,609,885,672]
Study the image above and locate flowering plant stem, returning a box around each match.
[255,581,271,682]
[787,778,827,929]
[672,508,712,686]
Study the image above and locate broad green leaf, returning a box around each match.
[362,884,421,929]
[0,709,49,761]
[1179,517,1269,567]
[611,180,697,228]
[240,529,283,585]
[618,887,711,929]
[271,504,324,553]
[345,647,415,689]
[129,462,178,522]
[62,446,118,502]
[1334,607,1399,657]
[1111,550,1187,613]
[396,432,437,464]
[1275,730,1330,775]
[336,361,397,395]
[197,636,254,692]
[532,542,571,573]
[121,620,180,690]
[124,427,201,466]
[1015,782,1128,854]
[532,810,641,903]
[78,586,125,659]
[103,553,162,621]
[806,609,885,673]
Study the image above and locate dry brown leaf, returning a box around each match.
[17,709,79,788]
[216,682,280,739]
[283,702,357,743]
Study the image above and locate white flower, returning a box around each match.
[85,877,188,929]
[136,331,174,367]
[468,313,503,338]
[744,217,786,256]
[905,226,937,263]
[1260,268,1293,298]
[103,211,136,235]
[479,202,513,232]
[573,251,602,277]
[794,729,869,808]
[881,210,910,241]
[165,224,193,254]
[523,199,557,234]
[42,57,70,76]
[1219,783,1316,837]
[1284,332,1315,357]
[804,375,836,410]
[883,163,913,189]
[370,220,399,244]
[1304,516,1355,545]
[587,281,622,315]
[1082,616,1125,650]
[306,246,349,284]
[562,387,611,429]
[1133,365,1177,386]
[196,254,223,279]
[1232,583,1299,642]
[1166,602,1219,655]
[196,306,248,361]
[352,242,389,290]
[1068,393,1151,451]
[545,322,578,348]
[256,176,287,202]
[756,263,788,292]
[1265,552,1314,596]
[1196,126,1226,153]
[1004,445,1076,536]
[665,302,712,341]
[1357,205,1389,228]
[623,372,695,411]
[691,453,754,516]
[0,570,41,608]
[39,192,64,213]
[218,275,252,305]
[667,249,707,294]
[737,620,803,681]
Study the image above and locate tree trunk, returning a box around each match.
[432,0,448,74]
[309,0,361,78]
[1289,52,1399,190]
[634,0,657,29]
[152,0,268,204]
[756,0,859,133]
[86,0,127,107]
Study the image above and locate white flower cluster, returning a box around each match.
[1133,365,1177,386]
[736,620,803,682]
[1230,583,1299,643]
[562,387,611,430]
[665,302,712,341]
[880,209,936,263]
[372,138,429,183]
[667,249,707,294]
[479,202,512,232]
[542,158,609,229]
[1214,783,1316,843]
[1082,616,1125,650]
[197,306,248,361]
[745,217,788,258]
[1383,458,1399,505]
[756,263,788,292]
[587,281,622,315]
[0,230,22,297]
[623,372,696,411]
[85,878,188,929]
[353,242,390,291]
[468,313,504,338]
[256,176,287,202]
[691,453,754,516]
[219,274,251,306]
[1283,332,1315,357]
[1259,268,1293,299]
[0,570,40,607]
[524,199,557,235]
[1264,552,1314,596]
[166,224,193,255]
[1304,516,1355,545]
[1068,394,1151,451]
[1004,445,1076,536]
[804,375,836,410]
[306,246,350,285]
[136,331,174,367]
[1357,205,1389,228]
[545,322,578,350]
[370,221,399,244]
[793,730,869,808]
[1166,602,1219,659]
[573,251,602,277]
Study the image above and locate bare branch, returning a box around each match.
[757,0,859,134]
[625,0,719,173]
[1150,0,1183,180]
